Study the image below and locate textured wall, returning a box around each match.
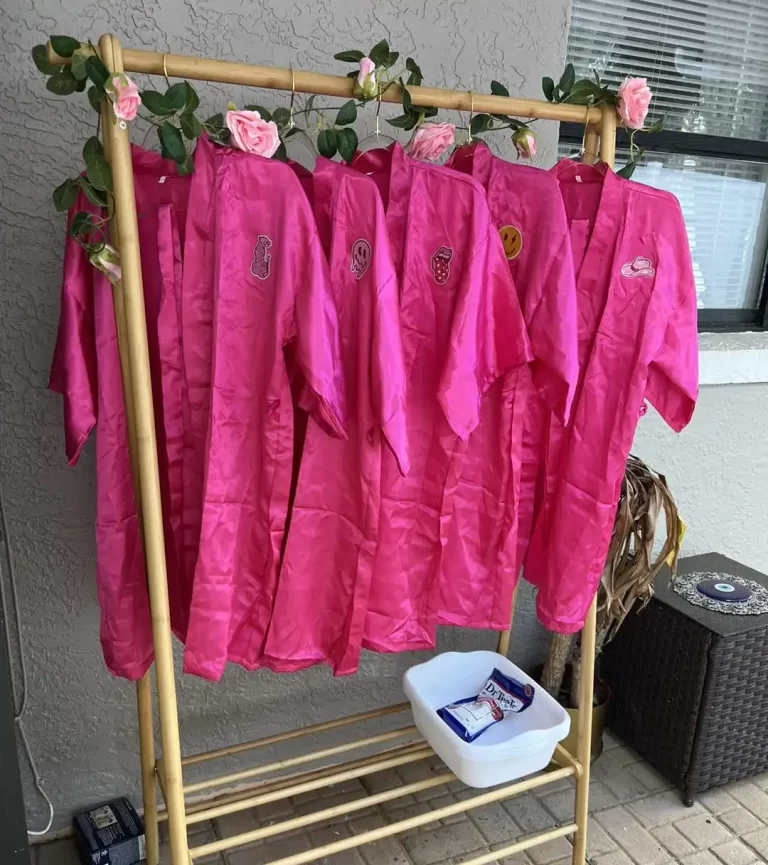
[2,0,573,834]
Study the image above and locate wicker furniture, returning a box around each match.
[602,552,768,805]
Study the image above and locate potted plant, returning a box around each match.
[539,454,683,759]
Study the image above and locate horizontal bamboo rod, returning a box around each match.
[460,824,578,865]
[186,744,435,826]
[184,724,419,794]
[182,702,411,767]
[192,773,454,858]
[189,763,577,862]
[46,41,603,124]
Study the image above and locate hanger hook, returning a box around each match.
[467,90,474,143]
[162,52,170,88]
[289,66,296,131]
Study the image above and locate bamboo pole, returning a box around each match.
[184,724,419,794]
[47,43,603,125]
[97,34,189,865]
[187,745,436,826]
[96,78,162,865]
[183,701,410,766]
[192,774,453,856]
[461,824,578,865]
[190,764,576,861]
[496,581,519,656]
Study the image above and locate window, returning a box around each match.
[559,0,768,330]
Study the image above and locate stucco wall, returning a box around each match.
[2,0,574,834]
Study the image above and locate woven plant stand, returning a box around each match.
[602,552,768,805]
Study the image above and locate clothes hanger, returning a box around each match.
[284,67,319,168]
[353,88,397,159]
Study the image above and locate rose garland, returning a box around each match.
[32,37,657,281]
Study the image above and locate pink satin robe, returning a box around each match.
[181,142,346,681]
[262,158,409,676]
[49,147,190,679]
[439,142,578,631]
[348,143,532,654]
[525,160,699,632]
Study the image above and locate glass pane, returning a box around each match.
[557,147,768,309]
[567,0,768,141]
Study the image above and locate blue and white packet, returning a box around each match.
[437,668,535,743]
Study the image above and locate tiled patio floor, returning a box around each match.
[34,732,768,865]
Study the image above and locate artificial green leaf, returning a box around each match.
[565,79,600,105]
[159,122,186,163]
[542,76,555,102]
[69,211,95,238]
[387,113,413,129]
[50,35,81,58]
[616,161,636,179]
[85,154,112,192]
[82,135,104,163]
[403,113,419,131]
[383,51,400,69]
[77,176,108,207]
[368,40,390,67]
[87,84,105,111]
[334,50,365,63]
[180,112,202,140]
[645,116,665,134]
[272,141,288,162]
[346,70,358,79]
[317,128,338,158]
[204,111,225,129]
[305,94,316,114]
[337,127,358,163]
[177,154,194,175]
[85,56,109,88]
[46,67,78,95]
[70,49,89,80]
[244,104,273,121]
[423,105,438,119]
[141,90,174,115]
[75,77,87,92]
[406,57,423,86]
[401,82,413,112]
[558,63,575,95]
[165,82,188,110]
[32,44,59,75]
[272,107,291,129]
[335,99,357,126]
[181,82,200,115]
[52,178,79,212]
[490,80,509,98]
[470,113,493,135]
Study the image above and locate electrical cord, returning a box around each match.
[0,476,55,836]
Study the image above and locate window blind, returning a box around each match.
[566,0,768,142]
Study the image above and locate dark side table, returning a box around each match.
[602,552,768,806]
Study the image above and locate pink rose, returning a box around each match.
[354,57,378,100]
[512,126,537,159]
[617,77,652,129]
[225,109,281,157]
[407,123,455,161]
[89,243,122,283]
[108,74,141,122]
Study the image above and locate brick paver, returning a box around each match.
[31,730,768,865]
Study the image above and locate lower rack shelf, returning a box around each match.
[154,701,582,864]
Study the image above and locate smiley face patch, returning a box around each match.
[499,225,523,260]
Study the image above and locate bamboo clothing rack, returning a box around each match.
[49,34,617,865]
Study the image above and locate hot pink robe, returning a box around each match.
[261,158,409,676]
[49,147,190,679]
[181,143,346,681]
[349,144,532,654]
[525,159,698,632]
[439,142,578,632]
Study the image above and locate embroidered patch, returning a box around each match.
[251,235,273,280]
[621,255,655,278]
[499,225,523,260]
[350,238,372,280]
[431,246,453,285]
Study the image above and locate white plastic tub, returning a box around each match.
[403,650,570,788]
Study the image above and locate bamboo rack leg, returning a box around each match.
[98,33,189,865]
[496,581,519,656]
[97,84,161,865]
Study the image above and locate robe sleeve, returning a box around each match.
[525,233,579,425]
[645,211,699,432]
[48,195,100,466]
[292,226,347,440]
[438,225,533,441]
